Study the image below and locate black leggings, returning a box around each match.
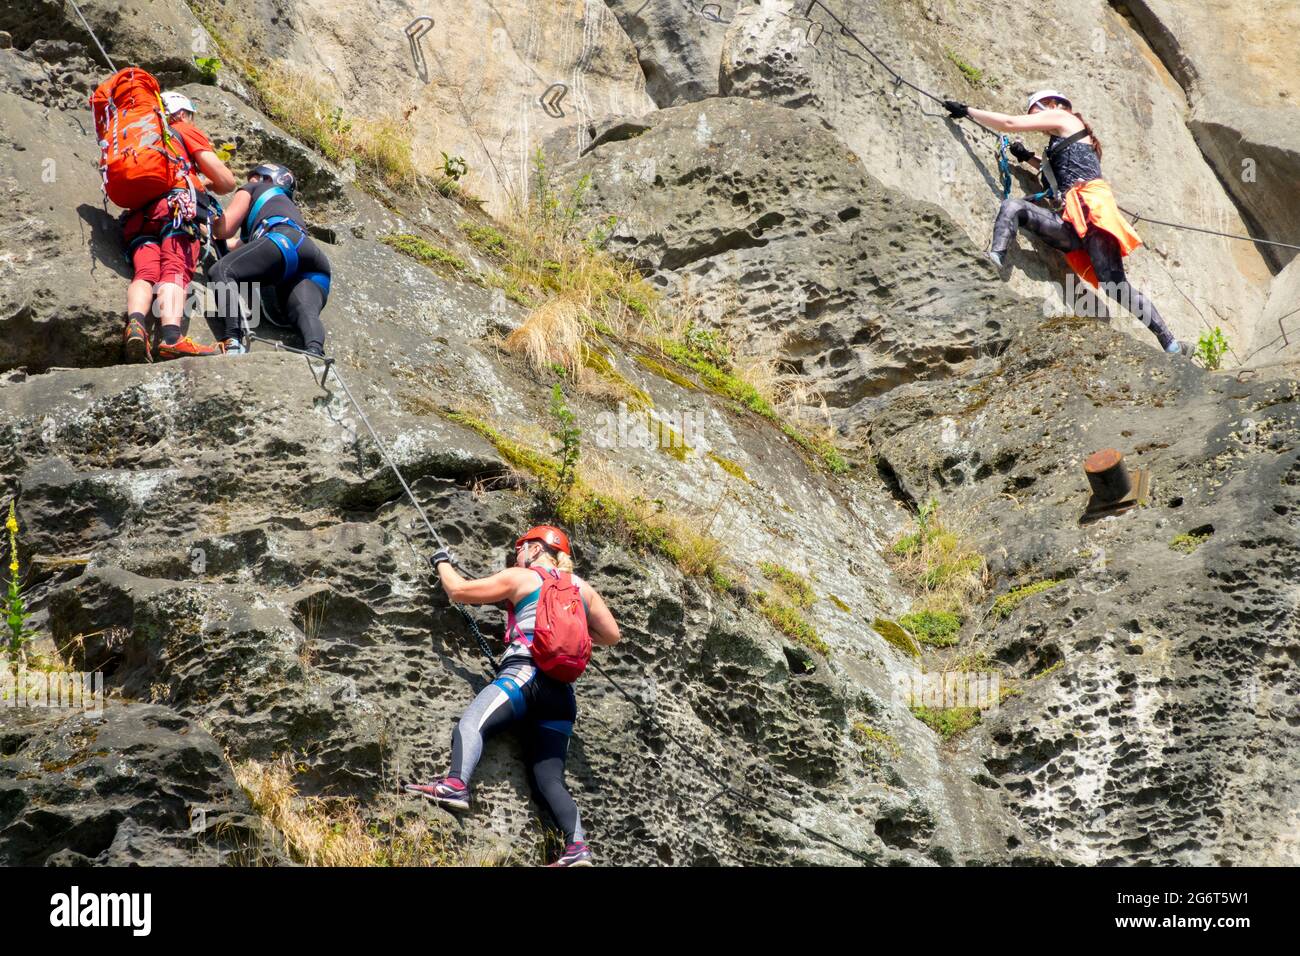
[449,653,583,844]
[208,228,331,352]
[992,197,1175,349]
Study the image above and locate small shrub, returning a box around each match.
[194,56,222,83]
[440,151,468,181]
[1194,327,1229,370]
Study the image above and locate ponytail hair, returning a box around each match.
[534,542,574,573]
[1071,110,1103,162]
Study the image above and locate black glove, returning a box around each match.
[430,547,456,570]
[942,99,969,119]
[1009,141,1036,163]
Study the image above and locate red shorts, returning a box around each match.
[130,233,198,289]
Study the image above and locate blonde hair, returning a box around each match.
[527,542,574,573]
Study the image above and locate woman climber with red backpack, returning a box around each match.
[405,525,620,867]
[943,90,1187,356]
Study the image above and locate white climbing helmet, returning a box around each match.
[161,91,196,117]
[1027,89,1072,112]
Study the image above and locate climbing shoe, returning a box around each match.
[403,776,470,811]
[1166,340,1193,357]
[156,336,222,360]
[221,338,248,355]
[548,842,594,867]
[984,248,1007,269]
[123,318,151,364]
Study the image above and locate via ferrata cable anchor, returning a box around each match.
[405,16,434,82]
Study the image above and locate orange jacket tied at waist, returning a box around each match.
[1060,179,1143,288]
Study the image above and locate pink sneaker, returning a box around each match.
[403,776,470,811]
[548,842,594,867]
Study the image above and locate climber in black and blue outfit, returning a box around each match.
[208,163,332,356]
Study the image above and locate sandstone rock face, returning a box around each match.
[0,703,278,865]
[1120,0,1300,272]
[563,97,1029,419]
[604,0,737,105]
[191,0,656,215]
[868,317,1300,864]
[2,0,1297,868]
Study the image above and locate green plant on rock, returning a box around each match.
[899,609,962,647]
[887,499,987,620]
[440,151,468,182]
[911,705,981,740]
[1169,531,1211,554]
[4,501,35,669]
[549,384,581,498]
[380,233,470,274]
[1194,327,1229,370]
[944,48,984,87]
[194,56,222,83]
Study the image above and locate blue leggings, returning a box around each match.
[449,653,584,844]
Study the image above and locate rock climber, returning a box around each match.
[122,91,236,362]
[404,525,620,867]
[207,163,331,356]
[943,90,1186,355]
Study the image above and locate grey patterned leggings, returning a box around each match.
[992,197,1175,350]
[448,653,584,844]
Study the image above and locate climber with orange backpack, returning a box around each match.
[942,90,1186,356]
[404,525,620,867]
[92,69,236,362]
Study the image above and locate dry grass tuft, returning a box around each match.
[232,756,469,867]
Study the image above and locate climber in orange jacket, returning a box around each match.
[943,90,1186,355]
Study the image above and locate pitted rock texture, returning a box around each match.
[867,317,1300,864]
[0,357,1027,865]
[562,97,1030,418]
[0,703,278,865]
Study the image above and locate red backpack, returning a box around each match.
[90,67,199,211]
[523,568,592,682]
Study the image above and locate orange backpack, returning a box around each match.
[90,67,199,211]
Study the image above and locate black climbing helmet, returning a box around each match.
[250,162,296,198]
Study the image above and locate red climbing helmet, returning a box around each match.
[515,525,572,556]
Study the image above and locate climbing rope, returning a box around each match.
[247,334,497,667]
[801,0,1300,254]
[66,0,117,71]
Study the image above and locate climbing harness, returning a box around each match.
[240,187,332,294]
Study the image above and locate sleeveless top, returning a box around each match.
[1046,134,1103,195]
